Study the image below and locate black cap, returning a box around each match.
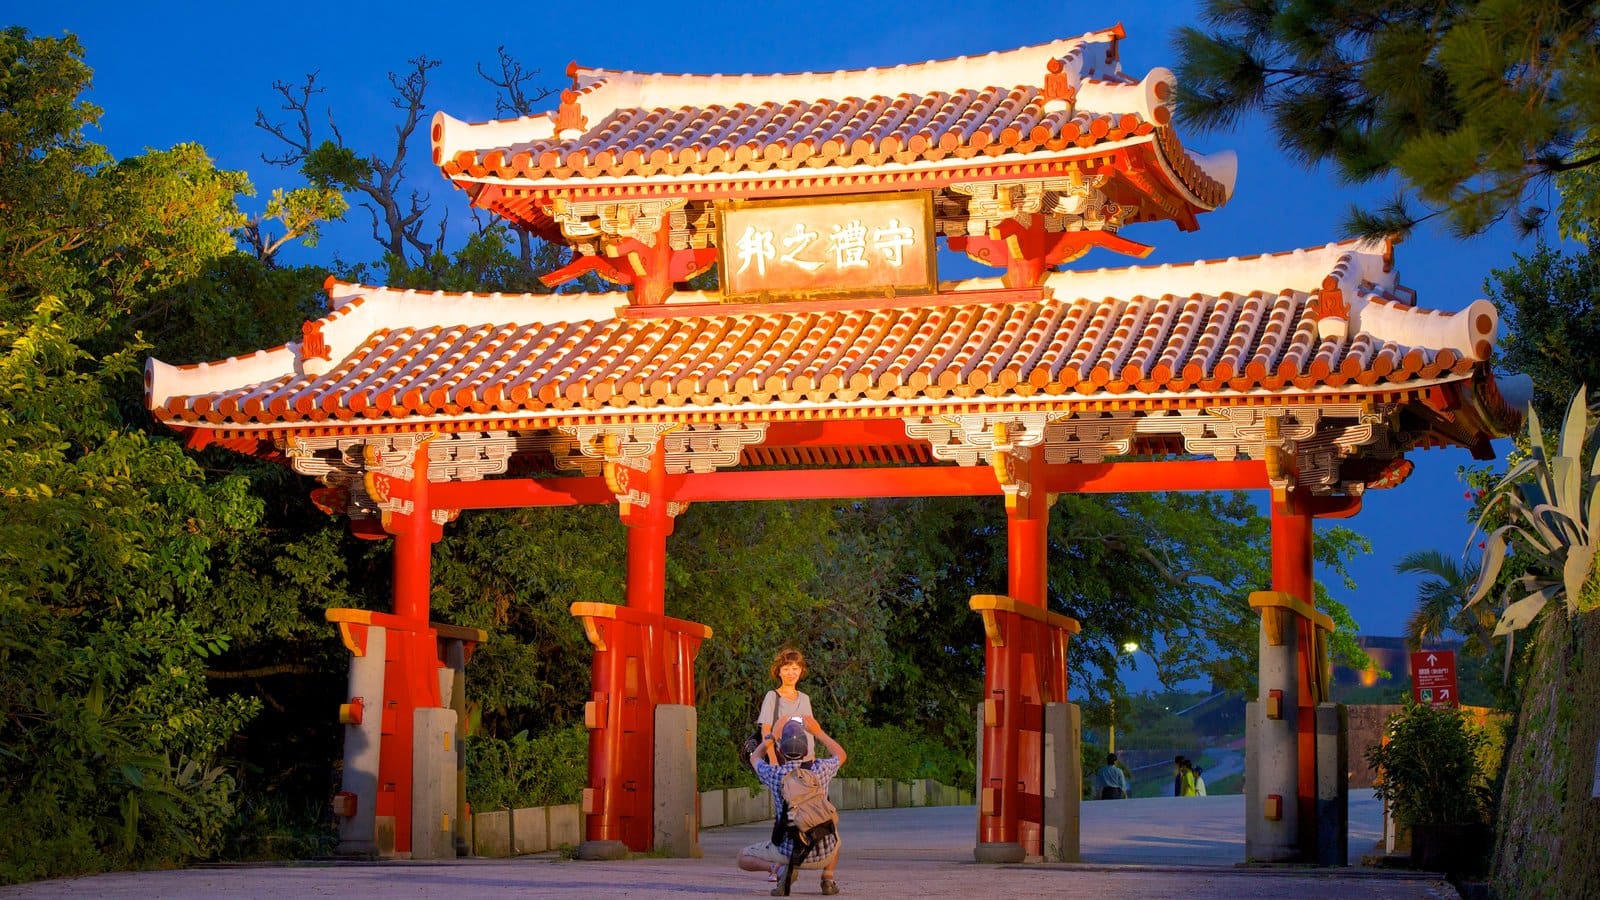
[778,719,809,760]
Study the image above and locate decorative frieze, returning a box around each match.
[902,403,1399,497]
[945,175,1133,239]
[542,198,690,251]
[283,431,524,521]
[904,412,1059,467]
[662,423,770,474]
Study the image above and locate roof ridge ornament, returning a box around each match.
[555,89,588,139]
[299,320,333,377]
[1042,58,1077,114]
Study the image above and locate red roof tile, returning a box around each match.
[430,30,1232,211]
[148,241,1504,433]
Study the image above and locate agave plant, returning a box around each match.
[1465,386,1600,672]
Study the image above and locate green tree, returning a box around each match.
[1174,0,1600,237]
[0,27,276,881]
[1395,548,1493,652]
[849,492,1368,752]
[1484,240,1600,423]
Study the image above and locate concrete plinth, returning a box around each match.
[575,839,627,860]
[1245,612,1300,863]
[411,707,459,860]
[974,841,1026,863]
[1041,702,1081,862]
[1315,703,1349,867]
[336,625,386,857]
[653,704,700,858]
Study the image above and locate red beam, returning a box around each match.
[1047,459,1267,493]
[431,460,1268,510]
[433,476,615,509]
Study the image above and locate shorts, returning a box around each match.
[740,839,839,870]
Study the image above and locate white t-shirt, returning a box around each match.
[758,689,815,760]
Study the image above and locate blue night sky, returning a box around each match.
[18,1,1540,683]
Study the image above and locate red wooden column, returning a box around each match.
[576,444,709,858]
[1271,494,1317,857]
[976,450,1051,862]
[373,445,445,856]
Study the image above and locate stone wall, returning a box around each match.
[467,777,972,858]
[1492,606,1600,899]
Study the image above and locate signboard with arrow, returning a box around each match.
[1409,649,1459,708]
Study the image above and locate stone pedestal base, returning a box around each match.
[974,841,1026,863]
[576,839,628,860]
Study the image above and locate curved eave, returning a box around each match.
[157,374,1478,441]
[454,134,1227,236]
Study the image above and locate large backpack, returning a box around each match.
[780,762,838,837]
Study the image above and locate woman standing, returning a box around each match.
[758,648,816,764]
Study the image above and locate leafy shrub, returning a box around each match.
[466,724,588,810]
[222,794,337,861]
[1366,701,1494,827]
[832,723,972,788]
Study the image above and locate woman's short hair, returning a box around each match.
[769,647,807,682]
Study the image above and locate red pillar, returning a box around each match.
[581,446,676,856]
[374,445,443,857]
[1271,495,1317,858]
[625,449,671,614]
[978,453,1049,861]
[393,449,433,625]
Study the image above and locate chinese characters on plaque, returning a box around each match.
[718,193,935,300]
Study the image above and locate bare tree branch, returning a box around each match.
[478,46,560,274]
[255,73,323,166]
[477,45,557,118]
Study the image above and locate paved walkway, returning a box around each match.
[5,796,1456,898]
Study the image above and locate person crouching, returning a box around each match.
[738,717,847,896]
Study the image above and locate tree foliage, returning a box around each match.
[1485,239,1600,423]
[1395,548,1493,652]
[1174,0,1600,237]
[0,26,273,881]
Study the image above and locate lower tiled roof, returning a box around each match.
[148,242,1497,432]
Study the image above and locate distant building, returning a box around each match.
[1334,635,1463,687]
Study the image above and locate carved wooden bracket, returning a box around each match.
[538,201,715,305]
[284,431,522,527]
[559,423,678,511]
[662,423,769,474]
[945,176,1149,286]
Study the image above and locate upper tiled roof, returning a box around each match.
[431,27,1234,209]
[148,241,1506,434]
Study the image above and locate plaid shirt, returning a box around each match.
[753,756,842,861]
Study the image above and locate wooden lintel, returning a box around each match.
[1248,590,1334,635]
[969,593,1082,635]
[567,601,713,641]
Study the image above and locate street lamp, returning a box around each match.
[1108,641,1140,754]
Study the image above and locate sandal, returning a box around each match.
[821,879,840,896]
